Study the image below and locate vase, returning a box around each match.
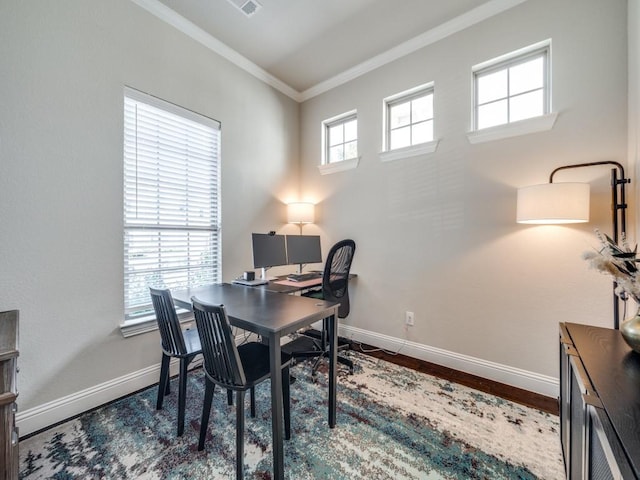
[620,309,640,354]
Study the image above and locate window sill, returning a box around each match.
[466,112,558,144]
[318,157,360,175]
[120,310,194,338]
[379,140,439,163]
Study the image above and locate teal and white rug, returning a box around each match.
[19,352,563,479]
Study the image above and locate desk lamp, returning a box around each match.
[516,161,630,328]
[287,202,315,234]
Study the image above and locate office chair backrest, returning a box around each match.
[191,298,246,388]
[150,287,187,356]
[322,239,356,318]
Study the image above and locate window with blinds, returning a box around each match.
[123,88,221,322]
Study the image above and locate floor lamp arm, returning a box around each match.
[548,161,630,329]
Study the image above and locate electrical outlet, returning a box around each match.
[405,311,414,326]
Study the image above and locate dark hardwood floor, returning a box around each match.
[350,342,559,415]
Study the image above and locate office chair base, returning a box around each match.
[284,335,354,379]
[310,352,354,378]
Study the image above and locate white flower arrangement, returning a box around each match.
[583,230,640,303]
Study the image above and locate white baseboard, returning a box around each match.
[17,328,558,437]
[16,362,167,437]
[16,331,266,437]
[338,325,559,399]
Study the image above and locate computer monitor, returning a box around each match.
[286,235,322,268]
[252,233,287,279]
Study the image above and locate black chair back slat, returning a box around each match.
[150,287,187,356]
[193,297,293,477]
[149,287,202,436]
[322,239,356,318]
[192,298,247,388]
[207,308,235,386]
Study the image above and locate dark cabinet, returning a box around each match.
[560,323,639,479]
[0,310,18,480]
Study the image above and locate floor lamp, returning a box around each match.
[287,202,315,234]
[516,161,631,329]
[287,202,315,274]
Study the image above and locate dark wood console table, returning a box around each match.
[1,310,19,480]
[560,322,640,479]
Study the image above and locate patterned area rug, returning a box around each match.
[19,352,563,479]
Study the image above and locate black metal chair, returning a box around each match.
[149,287,202,437]
[191,297,293,480]
[284,239,356,376]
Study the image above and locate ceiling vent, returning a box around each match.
[226,0,262,17]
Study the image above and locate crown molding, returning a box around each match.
[299,0,529,102]
[130,0,302,102]
[131,0,528,104]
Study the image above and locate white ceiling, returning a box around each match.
[144,0,526,100]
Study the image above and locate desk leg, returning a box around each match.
[328,311,337,428]
[269,333,284,480]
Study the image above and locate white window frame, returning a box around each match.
[121,87,221,336]
[319,110,359,175]
[468,40,557,144]
[380,83,439,162]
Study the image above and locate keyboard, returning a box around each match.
[232,278,268,286]
[286,272,321,282]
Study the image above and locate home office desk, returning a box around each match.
[258,276,325,294]
[246,273,357,295]
[171,283,340,480]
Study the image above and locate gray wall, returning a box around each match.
[299,0,630,383]
[0,0,299,412]
[0,0,635,430]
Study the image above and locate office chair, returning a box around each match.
[192,298,293,480]
[284,239,356,376]
[149,287,202,437]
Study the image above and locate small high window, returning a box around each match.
[473,42,550,131]
[323,111,358,164]
[384,85,434,151]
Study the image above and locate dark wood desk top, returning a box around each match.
[259,278,310,294]
[172,283,339,337]
[256,273,357,294]
[565,322,640,477]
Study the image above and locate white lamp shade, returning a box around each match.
[516,182,590,224]
[287,202,314,224]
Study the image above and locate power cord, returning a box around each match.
[350,339,407,356]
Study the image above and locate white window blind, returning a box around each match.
[123,88,221,322]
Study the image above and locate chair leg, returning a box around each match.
[198,380,216,451]
[338,355,354,374]
[282,366,291,440]
[177,358,188,436]
[157,353,170,410]
[236,390,245,480]
[310,351,326,376]
[250,387,256,417]
[320,318,329,350]
[227,388,233,406]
